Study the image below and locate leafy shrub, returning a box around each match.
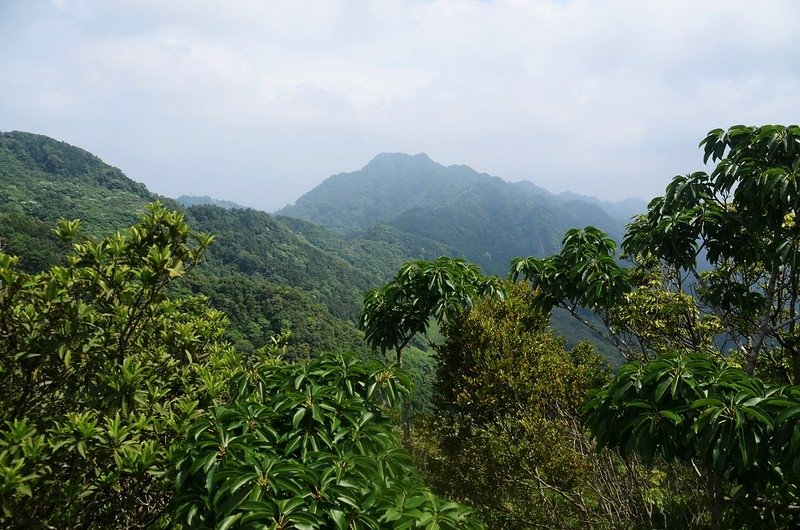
[584,352,800,526]
[173,351,483,530]
[0,203,238,528]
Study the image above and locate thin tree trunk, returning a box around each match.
[705,466,722,530]
[397,346,411,448]
[790,254,799,384]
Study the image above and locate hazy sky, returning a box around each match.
[2,1,799,211]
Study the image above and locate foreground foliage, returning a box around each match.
[0,203,236,528]
[584,352,800,526]
[513,125,800,380]
[360,256,503,443]
[173,351,483,530]
[361,257,503,363]
[0,204,481,529]
[511,124,800,527]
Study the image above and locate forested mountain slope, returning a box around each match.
[0,131,376,355]
[279,152,491,234]
[279,151,627,275]
[278,216,458,280]
[388,180,623,275]
[0,131,624,364]
[186,205,375,321]
[0,131,151,236]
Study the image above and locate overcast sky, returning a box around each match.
[2,1,799,211]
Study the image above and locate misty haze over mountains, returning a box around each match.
[179,152,646,225]
[274,152,643,276]
[278,152,646,227]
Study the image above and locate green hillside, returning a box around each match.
[279,216,458,280]
[388,181,623,275]
[0,131,151,235]
[0,131,373,356]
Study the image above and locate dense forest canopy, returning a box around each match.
[3,125,800,529]
[0,205,481,529]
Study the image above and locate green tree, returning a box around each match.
[0,203,237,528]
[416,282,701,528]
[512,125,800,380]
[360,257,503,444]
[584,352,800,527]
[360,257,502,366]
[510,125,800,527]
[626,125,800,381]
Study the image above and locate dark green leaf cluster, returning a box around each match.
[173,352,483,530]
[621,125,800,378]
[510,226,632,312]
[584,352,800,517]
[361,257,503,357]
[625,125,800,269]
[511,125,800,374]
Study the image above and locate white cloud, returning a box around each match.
[1,0,799,209]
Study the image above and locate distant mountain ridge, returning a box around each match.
[511,181,646,221]
[278,152,637,275]
[280,152,645,234]
[176,195,244,210]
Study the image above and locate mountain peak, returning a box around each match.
[279,150,645,235]
[365,152,434,168]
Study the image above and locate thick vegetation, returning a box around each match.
[4,124,800,529]
[361,125,800,528]
[279,152,626,275]
[417,282,670,528]
[0,131,377,358]
[511,124,800,527]
[0,204,236,527]
[173,351,481,530]
[0,204,483,529]
[186,205,376,322]
[0,131,150,237]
